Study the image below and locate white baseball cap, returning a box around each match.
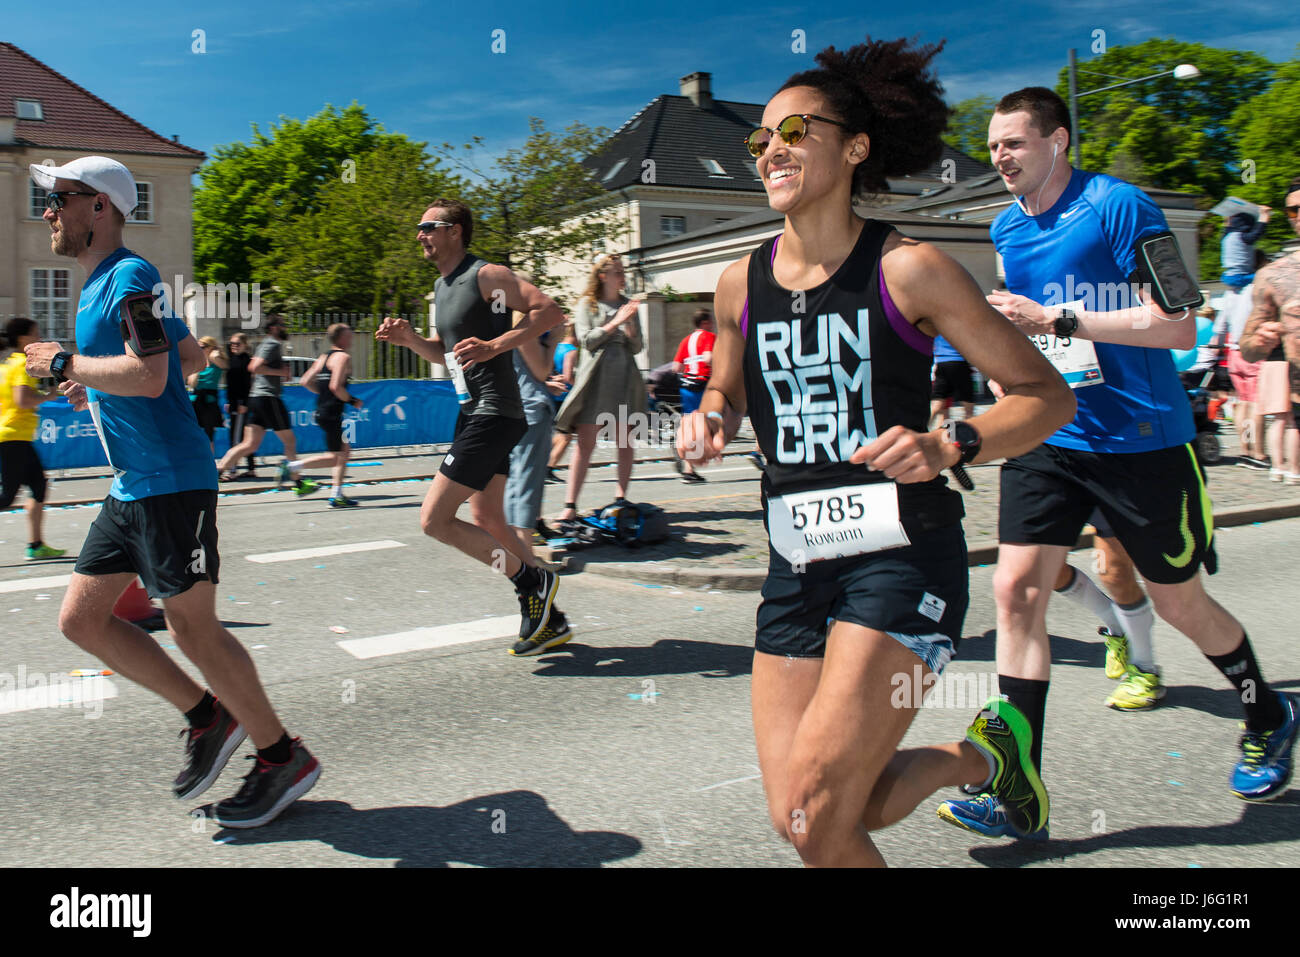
[29,156,138,217]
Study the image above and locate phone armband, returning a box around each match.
[1133,232,1203,313]
[119,292,171,357]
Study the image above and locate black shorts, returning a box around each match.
[0,441,47,508]
[756,523,969,671]
[75,490,220,599]
[439,412,527,492]
[999,443,1216,585]
[318,414,344,452]
[932,360,974,403]
[247,396,291,432]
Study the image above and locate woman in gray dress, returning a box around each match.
[554,255,647,520]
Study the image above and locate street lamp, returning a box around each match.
[1067,49,1200,168]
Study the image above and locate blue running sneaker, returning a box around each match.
[1231,693,1298,802]
[936,793,1050,840]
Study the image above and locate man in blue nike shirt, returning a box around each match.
[936,90,1296,840]
[25,156,320,828]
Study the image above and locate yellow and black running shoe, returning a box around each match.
[516,567,560,641]
[511,609,572,657]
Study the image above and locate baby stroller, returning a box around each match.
[646,362,681,445]
[1184,358,1225,465]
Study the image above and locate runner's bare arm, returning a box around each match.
[679,257,748,464]
[178,334,208,379]
[986,287,1197,350]
[25,340,169,398]
[375,316,446,366]
[1238,266,1282,362]
[300,354,327,392]
[456,265,564,370]
[861,237,1074,481]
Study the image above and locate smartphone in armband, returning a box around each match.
[1133,232,1203,313]
[119,293,171,356]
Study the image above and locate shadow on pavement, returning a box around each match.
[527,639,753,679]
[210,790,642,867]
[956,629,1107,670]
[966,797,1300,868]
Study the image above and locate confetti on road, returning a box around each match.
[694,606,703,612]
[1167,751,1182,757]
[1169,780,1184,787]
[251,644,267,649]
[635,583,664,589]
[628,692,662,700]
[69,669,113,677]
[329,625,349,634]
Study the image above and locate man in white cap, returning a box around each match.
[24,156,320,827]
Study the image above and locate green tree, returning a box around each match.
[1232,56,1300,255]
[943,95,996,160]
[434,118,621,308]
[1058,40,1275,198]
[194,103,389,287]
[256,137,462,314]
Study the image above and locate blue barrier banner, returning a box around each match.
[33,380,460,470]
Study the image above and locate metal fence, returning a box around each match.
[275,313,432,381]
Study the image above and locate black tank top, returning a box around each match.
[315,349,346,417]
[742,219,963,531]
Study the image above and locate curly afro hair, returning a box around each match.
[777,36,950,198]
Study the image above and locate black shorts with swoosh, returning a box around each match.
[998,443,1216,584]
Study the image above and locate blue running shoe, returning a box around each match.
[936,793,1051,840]
[1231,693,1298,802]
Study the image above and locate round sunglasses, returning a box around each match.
[744,114,852,158]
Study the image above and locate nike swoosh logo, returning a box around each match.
[1162,491,1195,568]
[1060,207,1077,219]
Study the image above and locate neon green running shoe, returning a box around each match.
[960,697,1050,837]
[1105,665,1165,712]
[294,478,320,497]
[1102,628,1129,680]
[25,543,67,560]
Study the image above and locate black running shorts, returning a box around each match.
[247,396,292,432]
[439,411,527,492]
[931,360,975,403]
[0,441,47,508]
[318,414,344,452]
[756,523,969,672]
[76,490,220,599]
[998,443,1216,584]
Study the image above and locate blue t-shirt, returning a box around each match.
[76,248,217,500]
[932,335,964,364]
[991,169,1194,453]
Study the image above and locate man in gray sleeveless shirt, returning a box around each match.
[376,199,570,655]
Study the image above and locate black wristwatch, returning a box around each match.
[50,351,73,384]
[942,419,981,491]
[1053,306,1079,338]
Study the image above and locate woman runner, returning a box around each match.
[677,37,1075,866]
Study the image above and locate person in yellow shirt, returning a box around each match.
[1,318,65,560]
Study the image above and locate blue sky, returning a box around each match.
[6,0,1294,166]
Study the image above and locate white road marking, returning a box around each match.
[0,677,118,714]
[338,615,519,659]
[695,773,763,792]
[0,574,73,595]
[245,540,407,564]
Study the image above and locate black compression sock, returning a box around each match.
[257,733,292,765]
[28,541,41,549]
[997,675,1050,774]
[1206,633,1285,732]
[510,562,541,594]
[185,690,217,728]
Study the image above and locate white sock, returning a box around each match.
[1115,598,1157,673]
[288,459,304,471]
[332,485,342,498]
[1055,565,1122,636]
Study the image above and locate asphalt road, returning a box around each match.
[1,459,1297,868]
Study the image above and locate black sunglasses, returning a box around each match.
[744,114,852,158]
[417,220,455,234]
[45,190,100,211]
[1286,205,1300,220]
